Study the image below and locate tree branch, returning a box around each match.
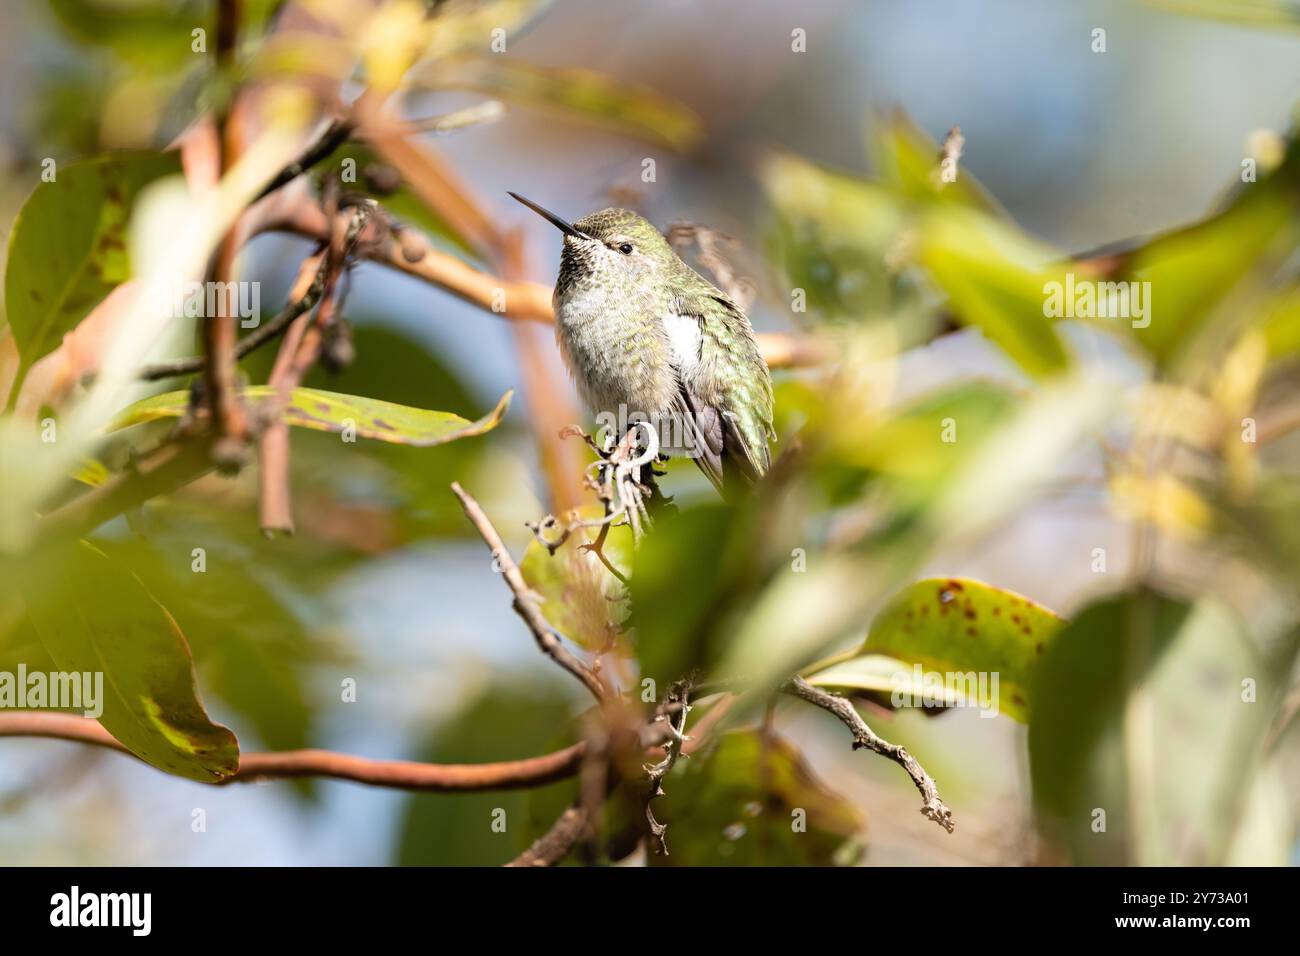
[262,197,821,369]
[137,248,328,381]
[451,482,607,701]
[0,712,584,792]
[35,437,217,545]
[783,676,955,833]
[506,805,589,867]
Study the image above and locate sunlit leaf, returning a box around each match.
[111,386,512,447]
[16,540,239,782]
[823,577,1067,722]
[520,507,632,651]
[4,151,181,399]
[649,729,865,866]
[870,110,1005,215]
[1125,134,1300,360]
[918,205,1072,378]
[806,653,969,710]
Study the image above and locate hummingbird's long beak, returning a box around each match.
[508,192,591,240]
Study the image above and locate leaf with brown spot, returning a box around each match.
[807,577,1065,722]
[111,387,512,447]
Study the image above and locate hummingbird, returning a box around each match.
[509,192,775,498]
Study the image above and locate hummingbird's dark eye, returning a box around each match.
[617,242,634,255]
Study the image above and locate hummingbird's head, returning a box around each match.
[509,193,678,292]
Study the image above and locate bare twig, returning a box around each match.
[933,125,965,188]
[644,680,691,855]
[253,116,354,203]
[256,196,370,535]
[137,249,329,381]
[784,676,955,833]
[506,805,590,867]
[508,692,734,867]
[451,482,607,701]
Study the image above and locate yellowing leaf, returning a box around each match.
[111,387,511,447]
[17,540,239,782]
[849,577,1067,721]
[519,506,632,651]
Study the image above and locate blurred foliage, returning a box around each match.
[394,683,578,866]
[647,729,865,867]
[3,151,181,400]
[1030,592,1282,865]
[419,57,704,151]
[0,0,1298,868]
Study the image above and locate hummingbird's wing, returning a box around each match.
[669,283,774,495]
[672,384,726,493]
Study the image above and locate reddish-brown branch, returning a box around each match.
[205,6,251,463]
[260,196,817,369]
[0,712,585,792]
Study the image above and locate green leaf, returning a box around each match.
[1259,288,1300,360]
[630,501,760,688]
[918,205,1073,378]
[111,386,512,447]
[16,540,238,783]
[102,538,326,762]
[1029,591,1274,865]
[1125,135,1300,360]
[835,577,1066,722]
[434,57,703,151]
[648,729,865,866]
[821,380,1021,508]
[1144,0,1300,30]
[805,653,969,709]
[519,508,632,651]
[758,153,914,323]
[870,110,1005,215]
[47,0,205,71]
[395,683,578,866]
[4,151,181,395]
